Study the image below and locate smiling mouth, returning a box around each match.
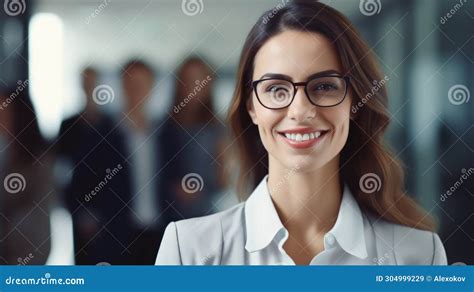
[277,130,330,143]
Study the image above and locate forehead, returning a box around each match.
[253,30,342,80]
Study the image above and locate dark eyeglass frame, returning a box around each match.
[251,75,351,110]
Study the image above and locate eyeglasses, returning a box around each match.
[252,75,350,109]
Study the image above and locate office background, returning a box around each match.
[0,0,472,265]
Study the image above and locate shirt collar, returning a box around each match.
[244,176,284,252]
[244,175,368,259]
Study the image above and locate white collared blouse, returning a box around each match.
[155,176,447,265]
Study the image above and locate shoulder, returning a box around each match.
[155,202,246,265]
[367,215,447,265]
[174,201,245,241]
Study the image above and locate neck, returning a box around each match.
[267,156,342,235]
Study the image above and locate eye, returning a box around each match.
[311,83,339,92]
[265,84,290,94]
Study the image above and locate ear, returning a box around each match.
[246,97,258,125]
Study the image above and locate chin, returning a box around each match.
[281,156,329,173]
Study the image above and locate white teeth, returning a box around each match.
[282,131,325,142]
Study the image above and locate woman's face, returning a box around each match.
[248,30,352,172]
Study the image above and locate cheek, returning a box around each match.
[320,101,351,146]
[253,99,281,142]
[330,96,351,128]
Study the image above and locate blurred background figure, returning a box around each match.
[0,88,53,265]
[159,56,228,223]
[118,59,165,265]
[56,61,166,265]
[55,66,123,265]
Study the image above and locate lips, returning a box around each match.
[277,128,330,149]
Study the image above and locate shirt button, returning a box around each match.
[325,234,336,246]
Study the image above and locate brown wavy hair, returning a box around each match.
[227,0,436,231]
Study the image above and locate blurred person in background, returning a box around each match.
[0,88,53,265]
[58,60,168,265]
[56,66,125,265]
[159,56,228,225]
[118,59,166,265]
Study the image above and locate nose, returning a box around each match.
[287,87,316,122]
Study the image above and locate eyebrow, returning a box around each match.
[259,69,342,81]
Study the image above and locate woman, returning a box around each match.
[155,0,447,265]
[159,56,227,224]
[0,88,53,265]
